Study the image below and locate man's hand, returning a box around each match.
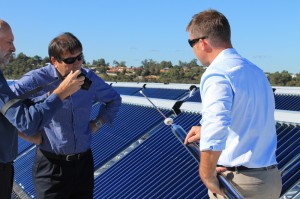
[53,70,85,100]
[184,126,201,144]
[200,151,225,196]
[89,118,104,133]
[201,173,225,197]
[216,166,228,173]
[18,131,42,145]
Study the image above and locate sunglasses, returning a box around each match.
[188,36,208,48]
[59,53,83,64]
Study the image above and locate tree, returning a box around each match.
[286,72,300,86]
[42,57,50,65]
[269,70,292,86]
[113,60,119,66]
[3,52,300,86]
[119,61,126,67]
[93,58,108,67]
[178,59,199,67]
[98,66,109,73]
[280,70,292,85]
[141,69,150,76]
[141,59,157,69]
[159,61,173,69]
[135,68,143,76]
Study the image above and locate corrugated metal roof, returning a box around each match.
[93,112,207,199]
[12,82,300,198]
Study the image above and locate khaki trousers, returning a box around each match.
[208,167,282,199]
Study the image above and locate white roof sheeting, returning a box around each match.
[119,83,300,124]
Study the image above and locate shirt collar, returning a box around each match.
[209,48,238,69]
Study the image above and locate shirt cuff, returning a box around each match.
[47,93,63,109]
[200,141,225,151]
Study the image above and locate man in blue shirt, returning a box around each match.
[11,32,122,199]
[184,10,282,198]
[0,20,84,199]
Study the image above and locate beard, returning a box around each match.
[0,53,14,73]
[1,58,10,65]
[0,53,11,66]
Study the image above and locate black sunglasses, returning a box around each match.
[59,53,83,64]
[188,36,208,48]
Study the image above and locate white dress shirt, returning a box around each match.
[199,48,278,168]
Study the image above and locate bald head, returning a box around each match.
[0,19,11,35]
[0,19,16,66]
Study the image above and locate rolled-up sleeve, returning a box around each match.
[199,73,233,151]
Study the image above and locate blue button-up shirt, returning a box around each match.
[199,48,277,167]
[0,71,63,163]
[11,64,121,155]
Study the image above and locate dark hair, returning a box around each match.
[48,32,82,64]
[186,9,231,46]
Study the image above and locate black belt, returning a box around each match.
[217,164,277,172]
[38,148,91,161]
[0,161,13,167]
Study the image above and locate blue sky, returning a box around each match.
[1,0,299,73]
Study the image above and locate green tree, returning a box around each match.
[41,57,50,65]
[269,70,292,86]
[159,61,173,69]
[177,59,199,67]
[119,61,126,67]
[286,73,300,86]
[93,58,108,67]
[113,60,119,66]
[3,52,299,86]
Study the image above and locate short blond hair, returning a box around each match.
[186,9,231,47]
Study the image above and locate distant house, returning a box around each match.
[160,67,169,73]
[106,66,139,76]
[182,66,189,72]
[144,75,159,80]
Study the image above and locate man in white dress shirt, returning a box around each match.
[184,9,282,199]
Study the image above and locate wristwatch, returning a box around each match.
[95,119,103,129]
